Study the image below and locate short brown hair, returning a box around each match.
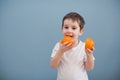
[62,12,85,30]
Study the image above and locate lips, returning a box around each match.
[65,34,73,38]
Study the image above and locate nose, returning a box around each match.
[67,28,72,33]
[66,28,73,35]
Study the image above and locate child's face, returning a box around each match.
[62,19,84,41]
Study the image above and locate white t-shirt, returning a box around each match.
[51,41,94,80]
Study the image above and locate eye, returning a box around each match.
[64,26,69,29]
[72,27,76,30]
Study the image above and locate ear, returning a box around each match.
[79,28,84,36]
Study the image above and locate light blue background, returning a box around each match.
[0,0,120,80]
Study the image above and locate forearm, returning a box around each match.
[50,50,64,68]
[84,54,94,71]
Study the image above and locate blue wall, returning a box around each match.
[0,0,120,80]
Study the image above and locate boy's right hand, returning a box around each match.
[59,41,73,53]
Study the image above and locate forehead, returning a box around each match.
[63,19,79,26]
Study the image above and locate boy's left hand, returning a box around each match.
[85,47,95,54]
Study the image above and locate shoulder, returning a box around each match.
[51,42,60,58]
[52,42,60,50]
[54,42,60,47]
[79,40,85,47]
[78,40,86,53]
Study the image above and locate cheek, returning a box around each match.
[62,30,66,35]
[74,31,80,35]
[74,33,81,38]
[62,29,67,33]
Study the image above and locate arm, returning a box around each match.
[84,48,95,71]
[50,42,73,68]
[50,50,64,68]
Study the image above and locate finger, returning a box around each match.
[67,44,73,49]
[86,48,93,53]
[66,43,73,47]
[63,42,69,46]
[92,47,95,51]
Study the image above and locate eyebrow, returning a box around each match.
[63,24,68,26]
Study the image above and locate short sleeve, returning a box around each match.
[51,42,60,58]
[83,44,87,62]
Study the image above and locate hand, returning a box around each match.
[85,47,95,55]
[59,41,73,53]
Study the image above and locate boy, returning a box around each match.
[50,12,95,80]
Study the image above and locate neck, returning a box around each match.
[73,39,79,47]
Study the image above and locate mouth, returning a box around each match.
[66,34,73,38]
